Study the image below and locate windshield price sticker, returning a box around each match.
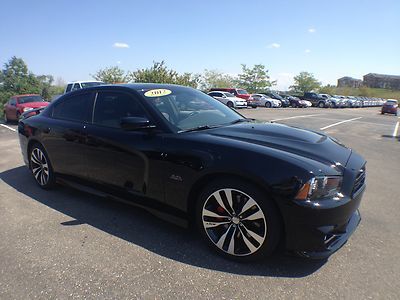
[144,89,172,97]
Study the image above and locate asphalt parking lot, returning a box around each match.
[0,107,399,299]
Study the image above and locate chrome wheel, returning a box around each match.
[202,188,267,256]
[30,148,49,186]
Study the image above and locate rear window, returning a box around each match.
[81,82,104,88]
[386,100,397,105]
[18,96,44,104]
[237,89,248,95]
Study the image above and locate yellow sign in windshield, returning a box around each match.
[144,89,172,97]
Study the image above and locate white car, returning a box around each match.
[302,100,312,107]
[250,94,281,108]
[64,80,104,94]
[207,91,247,108]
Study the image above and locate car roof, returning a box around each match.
[67,80,104,84]
[13,94,41,98]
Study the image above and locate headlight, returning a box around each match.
[295,176,343,201]
[23,107,33,112]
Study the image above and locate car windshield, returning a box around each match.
[223,92,235,97]
[139,86,244,132]
[18,95,44,104]
[237,89,248,95]
[81,82,104,88]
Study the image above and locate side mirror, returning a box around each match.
[120,117,156,131]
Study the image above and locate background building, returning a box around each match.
[363,73,400,90]
[337,77,363,88]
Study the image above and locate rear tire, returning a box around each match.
[29,143,56,189]
[196,178,281,261]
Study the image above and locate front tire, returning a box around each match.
[29,143,56,189]
[265,102,272,108]
[196,179,281,261]
[318,101,325,108]
[227,101,234,108]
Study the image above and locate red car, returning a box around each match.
[381,99,398,116]
[3,94,49,123]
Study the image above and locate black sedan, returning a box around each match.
[18,84,366,261]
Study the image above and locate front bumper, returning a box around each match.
[235,103,248,108]
[281,151,366,259]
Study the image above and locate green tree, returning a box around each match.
[92,66,130,83]
[199,69,237,90]
[236,64,275,93]
[0,56,47,113]
[290,71,321,93]
[130,61,199,88]
[1,56,41,94]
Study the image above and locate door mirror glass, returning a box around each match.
[120,117,156,131]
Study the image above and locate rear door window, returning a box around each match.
[52,93,93,122]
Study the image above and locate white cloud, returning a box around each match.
[308,28,316,33]
[113,42,130,48]
[117,61,121,64]
[305,49,311,54]
[273,73,294,91]
[267,43,281,49]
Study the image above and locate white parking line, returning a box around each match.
[320,117,362,130]
[393,120,399,137]
[271,114,322,122]
[0,124,16,132]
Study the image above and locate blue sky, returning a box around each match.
[1,0,399,89]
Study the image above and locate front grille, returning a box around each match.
[353,166,366,196]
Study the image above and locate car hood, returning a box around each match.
[18,102,49,108]
[207,122,352,167]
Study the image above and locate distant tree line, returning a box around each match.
[2,56,398,118]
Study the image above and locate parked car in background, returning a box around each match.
[346,96,361,108]
[283,95,308,108]
[250,94,281,108]
[3,94,49,122]
[207,91,247,108]
[301,92,331,108]
[381,99,398,115]
[209,88,250,100]
[18,83,366,261]
[64,81,104,94]
[326,95,346,108]
[261,91,290,107]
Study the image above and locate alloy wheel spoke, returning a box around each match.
[33,168,41,180]
[241,223,265,244]
[238,198,257,216]
[203,208,229,219]
[31,152,41,165]
[227,226,236,255]
[213,191,232,216]
[216,224,233,250]
[238,226,258,254]
[242,209,264,221]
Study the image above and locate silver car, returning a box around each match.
[207,91,247,108]
[250,94,281,108]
